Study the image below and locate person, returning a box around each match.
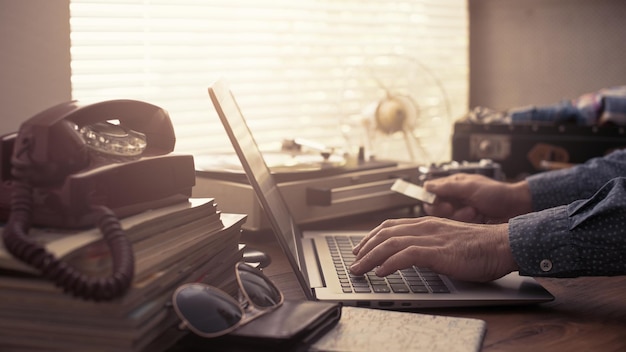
[349,148,626,282]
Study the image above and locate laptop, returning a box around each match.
[208,79,555,309]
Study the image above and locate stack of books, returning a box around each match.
[0,198,247,352]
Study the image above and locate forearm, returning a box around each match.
[505,180,533,218]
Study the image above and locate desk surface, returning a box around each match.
[242,209,626,352]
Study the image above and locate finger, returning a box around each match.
[355,217,443,260]
[350,236,409,275]
[374,246,440,277]
[422,201,455,218]
[351,222,386,255]
[353,225,396,259]
[424,173,478,200]
[352,218,414,255]
[353,221,410,261]
[450,206,481,223]
[351,234,442,275]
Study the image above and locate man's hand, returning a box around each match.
[349,217,519,282]
[423,173,532,224]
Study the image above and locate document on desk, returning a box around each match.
[310,307,486,352]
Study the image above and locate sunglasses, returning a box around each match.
[172,261,284,338]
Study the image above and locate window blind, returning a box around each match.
[70,0,468,164]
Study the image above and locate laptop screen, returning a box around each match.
[208,80,313,298]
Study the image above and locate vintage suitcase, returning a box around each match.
[452,120,626,180]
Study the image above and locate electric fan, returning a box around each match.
[339,54,453,164]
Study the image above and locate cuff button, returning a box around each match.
[540,259,553,272]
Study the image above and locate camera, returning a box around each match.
[417,159,504,184]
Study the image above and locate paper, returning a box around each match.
[310,307,486,352]
[391,179,437,204]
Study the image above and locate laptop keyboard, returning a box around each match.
[327,235,450,294]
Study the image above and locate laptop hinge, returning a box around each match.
[302,237,325,289]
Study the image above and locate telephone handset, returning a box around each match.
[1,100,196,301]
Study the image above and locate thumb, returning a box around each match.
[424,174,475,200]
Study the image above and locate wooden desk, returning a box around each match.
[242,209,626,352]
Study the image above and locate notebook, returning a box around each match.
[208,79,555,309]
[310,306,487,352]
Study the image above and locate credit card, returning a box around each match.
[391,179,437,204]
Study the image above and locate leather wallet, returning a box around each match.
[173,300,342,351]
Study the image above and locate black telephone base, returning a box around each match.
[0,153,196,229]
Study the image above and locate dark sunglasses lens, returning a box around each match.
[174,284,243,335]
[237,263,282,308]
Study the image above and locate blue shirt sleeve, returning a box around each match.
[526,148,626,211]
[509,177,626,277]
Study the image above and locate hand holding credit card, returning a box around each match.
[391,179,437,204]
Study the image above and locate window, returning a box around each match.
[70,0,468,164]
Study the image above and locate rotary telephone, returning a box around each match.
[0,100,196,301]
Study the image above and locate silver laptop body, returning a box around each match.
[208,79,554,309]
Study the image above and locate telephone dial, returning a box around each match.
[0,100,196,301]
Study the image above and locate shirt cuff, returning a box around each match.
[509,206,580,277]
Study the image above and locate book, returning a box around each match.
[0,213,247,317]
[0,198,219,274]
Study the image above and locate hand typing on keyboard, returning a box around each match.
[357,151,626,282]
[349,216,518,282]
[329,236,450,294]
[349,174,526,283]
